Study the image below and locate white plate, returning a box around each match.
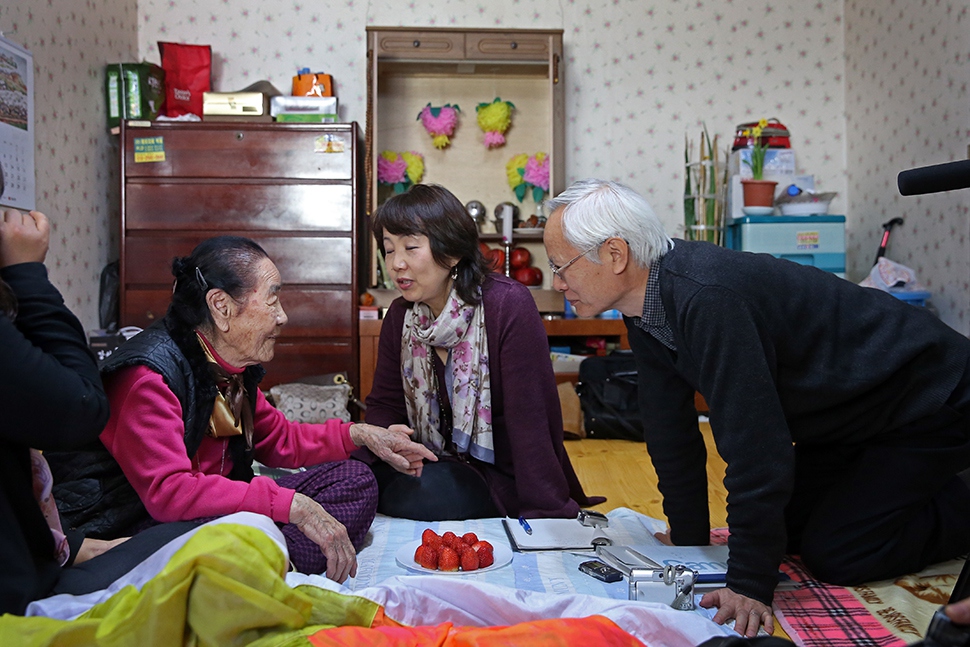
[742,206,774,216]
[395,538,513,575]
[515,228,545,235]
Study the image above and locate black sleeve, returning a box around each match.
[678,286,796,604]
[626,319,711,546]
[0,263,110,449]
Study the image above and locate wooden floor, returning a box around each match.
[564,420,729,529]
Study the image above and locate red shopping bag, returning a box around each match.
[158,42,211,117]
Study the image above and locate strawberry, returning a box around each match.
[478,549,494,568]
[414,544,438,570]
[421,529,442,551]
[438,546,460,572]
[461,532,479,546]
[471,540,493,553]
[461,549,480,571]
[441,531,459,549]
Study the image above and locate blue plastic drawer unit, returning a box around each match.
[726,215,846,275]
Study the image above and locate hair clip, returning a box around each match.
[195,267,209,291]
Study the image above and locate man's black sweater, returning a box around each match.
[627,241,970,603]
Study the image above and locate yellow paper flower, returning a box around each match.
[401,151,425,185]
[758,118,769,129]
[506,153,529,189]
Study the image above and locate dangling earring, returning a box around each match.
[450,265,459,280]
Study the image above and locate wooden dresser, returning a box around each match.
[119,121,364,389]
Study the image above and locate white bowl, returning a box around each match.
[779,201,831,216]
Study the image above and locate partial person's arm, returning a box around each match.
[101,366,297,524]
[491,283,582,517]
[0,210,109,448]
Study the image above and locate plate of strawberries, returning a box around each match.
[396,529,512,574]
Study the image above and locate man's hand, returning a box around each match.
[0,209,50,268]
[75,536,129,565]
[699,587,774,637]
[289,493,357,583]
[350,423,437,477]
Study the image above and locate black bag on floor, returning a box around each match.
[576,351,643,441]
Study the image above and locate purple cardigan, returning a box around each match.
[364,273,601,518]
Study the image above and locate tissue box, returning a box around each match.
[105,63,166,132]
[270,95,338,121]
[88,330,127,363]
[203,91,271,121]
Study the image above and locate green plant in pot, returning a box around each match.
[740,119,777,209]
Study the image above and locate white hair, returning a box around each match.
[547,179,673,269]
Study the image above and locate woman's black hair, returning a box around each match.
[166,235,270,334]
[372,184,491,305]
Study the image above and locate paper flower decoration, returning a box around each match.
[378,150,425,194]
[506,152,549,203]
[476,97,515,148]
[417,103,460,149]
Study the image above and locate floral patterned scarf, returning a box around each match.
[401,287,494,463]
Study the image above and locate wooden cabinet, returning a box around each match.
[365,27,565,289]
[119,121,364,389]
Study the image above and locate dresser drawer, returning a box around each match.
[465,32,551,60]
[262,340,356,389]
[125,182,354,232]
[124,125,354,180]
[373,30,464,59]
[124,235,353,286]
[122,286,354,337]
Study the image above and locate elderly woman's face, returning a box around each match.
[216,257,287,366]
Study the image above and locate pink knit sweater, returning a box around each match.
[100,356,357,525]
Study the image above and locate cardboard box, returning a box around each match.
[270,95,338,117]
[106,63,165,132]
[203,91,268,117]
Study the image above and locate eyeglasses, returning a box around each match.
[547,242,604,282]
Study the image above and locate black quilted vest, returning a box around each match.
[47,320,264,538]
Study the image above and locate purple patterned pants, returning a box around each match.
[275,460,378,574]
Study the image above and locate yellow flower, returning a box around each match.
[401,151,424,185]
[506,153,529,189]
[751,125,763,139]
[758,118,768,129]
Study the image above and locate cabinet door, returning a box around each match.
[373,30,464,59]
[125,183,354,232]
[465,32,551,60]
[124,126,354,180]
[265,340,356,389]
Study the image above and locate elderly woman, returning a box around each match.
[52,236,433,583]
[362,184,602,520]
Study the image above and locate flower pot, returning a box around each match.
[740,179,778,208]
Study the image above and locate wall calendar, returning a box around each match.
[0,34,34,211]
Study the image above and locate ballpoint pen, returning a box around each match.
[518,516,533,535]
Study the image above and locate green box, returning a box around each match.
[106,63,165,131]
[274,113,338,123]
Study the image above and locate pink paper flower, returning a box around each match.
[377,151,407,185]
[523,153,550,191]
[418,103,460,149]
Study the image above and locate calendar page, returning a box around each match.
[0,35,34,211]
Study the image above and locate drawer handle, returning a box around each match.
[412,40,420,48]
[145,310,155,320]
[236,132,244,141]
[510,41,518,49]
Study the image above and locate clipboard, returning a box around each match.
[502,517,611,551]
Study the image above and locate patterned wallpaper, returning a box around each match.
[1,1,965,334]
[0,2,137,330]
[845,0,969,334]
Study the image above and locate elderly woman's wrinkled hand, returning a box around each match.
[699,587,774,637]
[350,423,438,477]
[289,493,357,583]
[0,210,50,268]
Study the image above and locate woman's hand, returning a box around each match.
[350,423,437,477]
[75,536,129,565]
[0,209,50,268]
[289,493,357,583]
[699,587,774,637]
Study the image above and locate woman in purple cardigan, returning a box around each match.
[362,184,602,520]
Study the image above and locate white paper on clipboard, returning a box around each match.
[0,34,35,211]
